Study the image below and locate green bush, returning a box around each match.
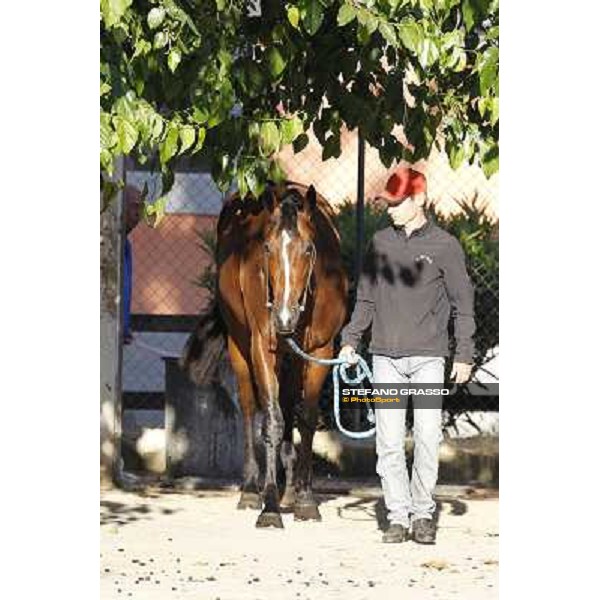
[429,195,499,276]
[428,196,499,363]
[332,198,389,291]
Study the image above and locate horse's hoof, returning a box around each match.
[279,488,296,512]
[237,492,262,510]
[255,511,284,529]
[294,502,322,522]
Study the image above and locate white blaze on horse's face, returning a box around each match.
[279,229,293,328]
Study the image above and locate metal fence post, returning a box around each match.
[354,131,366,430]
[355,130,366,283]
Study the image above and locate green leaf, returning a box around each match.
[265,47,287,79]
[147,7,166,30]
[100,112,116,151]
[192,105,209,124]
[481,142,499,178]
[397,19,422,54]
[301,0,324,36]
[357,10,378,35]
[378,21,398,47]
[478,46,499,95]
[192,127,206,154]
[269,159,287,184]
[144,196,168,228]
[462,0,492,32]
[322,135,341,160]
[259,121,281,156]
[113,94,136,120]
[490,97,499,126]
[236,169,249,198]
[100,81,111,97]
[477,97,488,119]
[168,49,182,73]
[404,105,427,158]
[152,115,164,140]
[447,142,465,170]
[113,116,138,154]
[100,0,132,29]
[280,115,304,145]
[287,5,300,28]
[153,31,168,49]
[488,25,499,40]
[243,61,266,98]
[179,125,196,154]
[462,0,476,31]
[244,162,266,197]
[160,124,179,164]
[446,45,467,72]
[356,23,371,45]
[244,166,258,197]
[101,150,114,175]
[293,132,310,153]
[337,3,356,26]
[170,3,201,37]
[133,38,152,59]
[418,38,439,68]
[161,167,175,195]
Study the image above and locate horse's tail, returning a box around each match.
[179,299,227,385]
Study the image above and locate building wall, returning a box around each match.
[129,214,215,316]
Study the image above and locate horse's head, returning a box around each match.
[262,184,318,335]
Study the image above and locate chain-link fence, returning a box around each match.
[120,157,225,469]
[119,130,499,472]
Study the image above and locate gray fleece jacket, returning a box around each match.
[340,220,476,363]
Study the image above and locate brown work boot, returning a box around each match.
[412,518,437,544]
[382,523,409,543]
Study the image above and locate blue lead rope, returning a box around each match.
[285,338,376,439]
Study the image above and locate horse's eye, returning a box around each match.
[304,243,313,255]
[264,242,271,253]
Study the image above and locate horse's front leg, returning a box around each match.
[295,344,333,521]
[251,337,284,528]
[279,355,302,511]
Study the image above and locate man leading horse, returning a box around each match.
[339,166,476,544]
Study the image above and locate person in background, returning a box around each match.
[123,185,143,345]
[339,167,475,545]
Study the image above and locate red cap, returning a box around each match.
[378,167,427,206]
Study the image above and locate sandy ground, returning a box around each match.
[100,482,498,600]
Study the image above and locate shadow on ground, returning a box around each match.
[100,499,181,527]
[332,495,469,531]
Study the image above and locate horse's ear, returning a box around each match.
[306,185,317,212]
[261,187,276,212]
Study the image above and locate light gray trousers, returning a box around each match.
[373,355,445,527]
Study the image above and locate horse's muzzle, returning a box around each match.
[273,304,301,335]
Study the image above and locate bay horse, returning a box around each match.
[183,182,348,528]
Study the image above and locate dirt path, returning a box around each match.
[101,483,498,600]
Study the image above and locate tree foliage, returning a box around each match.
[101,0,499,204]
